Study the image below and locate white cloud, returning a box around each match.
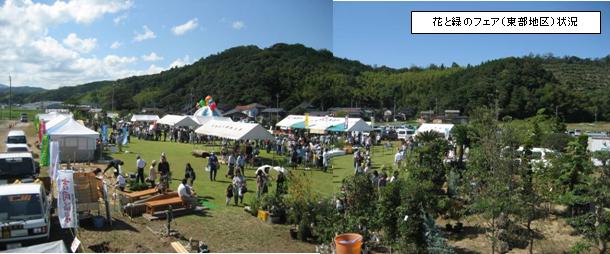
[169,55,192,68]
[232,20,245,30]
[63,33,96,53]
[110,41,122,49]
[0,0,152,88]
[172,18,198,35]
[133,25,156,42]
[142,52,163,62]
[113,13,127,25]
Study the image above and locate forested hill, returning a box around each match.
[22,43,610,122]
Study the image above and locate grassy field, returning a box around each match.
[567,122,610,132]
[102,138,399,252]
[0,108,41,121]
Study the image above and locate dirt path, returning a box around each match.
[0,120,36,155]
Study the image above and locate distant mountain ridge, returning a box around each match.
[0,84,46,94]
[11,43,610,122]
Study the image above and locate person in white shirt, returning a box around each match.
[136,155,146,184]
[116,174,127,191]
[322,149,330,173]
[394,150,403,169]
[178,179,198,208]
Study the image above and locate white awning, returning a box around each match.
[157,115,200,127]
[47,117,99,138]
[415,123,455,139]
[130,114,159,122]
[193,116,232,125]
[276,114,373,132]
[195,120,273,140]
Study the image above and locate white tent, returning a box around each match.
[589,137,610,166]
[47,117,99,162]
[193,116,232,125]
[130,114,159,122]
[276,115,373,132]
[415,123,455,139]
[157,115,200,127]
[37,112,72,122]
[195,120,273,140]
[44,114,70,129]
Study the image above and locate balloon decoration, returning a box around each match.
[194,95,217,111]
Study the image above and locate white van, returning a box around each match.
[0,183,51,249]
[0,153,40,184]
[6,130,27,145]
[396,128,415,140]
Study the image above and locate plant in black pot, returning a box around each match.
[262,194,287,224]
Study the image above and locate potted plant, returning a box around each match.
[262,194,287,224]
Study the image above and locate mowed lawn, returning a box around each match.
[566,122,610,132]
[109,138,399,252]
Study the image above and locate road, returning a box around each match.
[0,120,37,156]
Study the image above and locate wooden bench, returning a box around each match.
[124,188,160,203]
[171,241,189,253]
[145,197,185,214]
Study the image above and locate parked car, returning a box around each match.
[0,153,40,185]
[6,130,27,145]
[396,128,415,140]
[5,144,30,153]
[0,183,51,250]
[19,113,28,123]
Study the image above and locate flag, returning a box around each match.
[38,120,46,143]
[122,127,129,145]
[57,170,77,228]
[40,135,50,167]
[304,113,309,129]
[49,141,60,181]
[101,125,108,144]
[344,115,349,130]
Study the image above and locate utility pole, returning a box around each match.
[8,74,12,121]
[275,93,279,123]
[111,83,115,113]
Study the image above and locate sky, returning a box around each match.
[333,1,610,69]
[0,0,332,88]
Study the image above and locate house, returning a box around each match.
[444,109,469,124]
[420,110,435,122]
[223,109,250,121]
[233,103,267,118]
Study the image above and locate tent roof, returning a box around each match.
[130,114,159,122]
[276,115,373,132]
[415,123,455,138]
[47,118,99,137]
[0,240,67,253]
[195,120,273,140]
[44,114,70,129]
[193,116,232,125]
[37,112,72,122]
[157,115,200,127]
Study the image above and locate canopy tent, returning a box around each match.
[193,116,232,125]
[195,120,273,140]
[37,112,72,122]
[276,115,373,133]
[157,115,200,127]
[0,240,68,253]
[415,123,455,139]
[193,106,222,117]
[47,117,99,162]
[130,114,160,122]
[44,114,70,129]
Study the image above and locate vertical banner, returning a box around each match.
[304,113,309,129]
[57,170,77,228]
[344,115,349,130]
[49,141,60,181]
[40,135,50,167]
[122,127,129,145]
[101,124,108,144]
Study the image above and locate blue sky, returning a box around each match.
[1,0,331,88]
[333,1,610,68]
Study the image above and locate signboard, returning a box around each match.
[304,113,309,129]
[101,125,108,144]
[57,170,77,228]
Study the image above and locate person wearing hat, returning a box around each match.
[136,155,146,184]
[208,152,219,181]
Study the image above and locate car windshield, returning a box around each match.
[0,157,34,176]
[0,194,42,220]
[7,136,26,144]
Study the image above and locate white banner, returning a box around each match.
[57,170,77,228]
[49,141,60,181]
